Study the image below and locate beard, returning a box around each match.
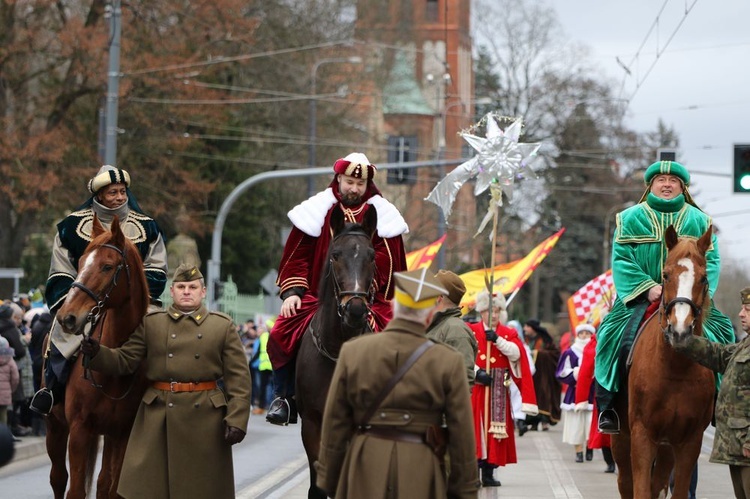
[340,191,363,207]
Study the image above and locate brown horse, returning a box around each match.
[45,215,149,498]
[295,205,377,499]
[612,225,716,499]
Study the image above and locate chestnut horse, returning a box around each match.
[612,225,716,499]
[295,205,377,499]
[45,215,149,498]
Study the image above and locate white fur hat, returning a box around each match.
[575,324,596,335]
[475,290,506,312]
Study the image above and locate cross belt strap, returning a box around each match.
[152,381,218,393]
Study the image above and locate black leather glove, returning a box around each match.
[80,337,100,357]
[224,425,246,445]
[485,329,498,342]
[475,368,492,386]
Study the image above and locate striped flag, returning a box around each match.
[405,235,447,270]
[459,228,566,309]
[567,269,617,331]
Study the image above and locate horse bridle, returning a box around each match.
[328,232,376,318]
[70,243,131,329]
[660,279,708,337]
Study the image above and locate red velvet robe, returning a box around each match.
[469,322,537,466]
[574,334,611,449]
[268,179,407,368]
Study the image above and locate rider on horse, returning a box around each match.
[30,165,168,415]
[266,152,408,425]
[594,160,735,434]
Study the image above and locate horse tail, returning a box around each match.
[84,437,100,494]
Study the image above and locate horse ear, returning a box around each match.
[92,215,105,238]
[697,225,713,254]
[330,204,345,236]
[110,216,126,247]
[665,225,679,250]
[361,206,378,238]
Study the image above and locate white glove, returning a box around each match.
[574,402,588,412]
[572,366,580,380]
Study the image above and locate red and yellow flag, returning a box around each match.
[459,228,565,309]
[405,235,447,271]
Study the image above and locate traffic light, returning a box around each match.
[734,144,750,193]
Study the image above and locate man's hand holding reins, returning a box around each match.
[648,285,662,303]
[280,295,302,318]
[80,336,100,358]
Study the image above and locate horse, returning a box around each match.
[611,225,716,499]
[295,204,377,499]
[44,215,149,498]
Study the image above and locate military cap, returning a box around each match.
[333,152,377,181]
[644,160,690,186]
[393,268,448,309]
[88,165,131,194]
[434,270,466,305]
[172,263,203,283]
[741,287,750,305]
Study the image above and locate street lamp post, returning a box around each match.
[602,201,635,272]
[308,56,363,197]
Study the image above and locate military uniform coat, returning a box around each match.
[674,335,750,466]
[315,318,479,499]
[89,305,251,499]
[426,307,479,386]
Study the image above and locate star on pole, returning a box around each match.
[425,113,541,236]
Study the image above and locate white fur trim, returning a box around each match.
[287,188,337,237]
[522,403,539,416]
[366,195,409,238]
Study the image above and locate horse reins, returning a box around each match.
[328,231,376,318]
[660,278,708,338]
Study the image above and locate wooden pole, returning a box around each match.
[484,203,500,438]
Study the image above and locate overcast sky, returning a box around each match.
[544,0,750,264]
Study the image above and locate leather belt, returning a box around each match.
[360,426,425,445]
[152,381,218,393]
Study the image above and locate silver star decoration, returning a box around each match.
[426,114,541,236]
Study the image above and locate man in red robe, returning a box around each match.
[266,152,408,425]
[469,291,537,487]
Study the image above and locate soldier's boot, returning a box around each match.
[480,462,501,487]
[265,363,297,426]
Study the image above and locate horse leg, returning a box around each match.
[650,444,673,499]
[301,418,327,499]
[670,440,701,499]
[46,411,70,499]
[629,423,658,499]
[612,434,634,499]
[66,421,99,499]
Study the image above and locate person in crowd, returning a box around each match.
[595,160,734,433]
[8,303,33,435]
[426,269,478,386]
[574,326,616,473]
[557,324,595,463]
[468,291,537,487]
[314,268,478,499]
[507,319,535,437]
[80,263,251,499]
[523,319,561,431]
[0,304,30,437]
[266,152,408,425]
[250,320,273,414]
[31,165,168,415]
[0,337,19,428]
[670,286,750,499]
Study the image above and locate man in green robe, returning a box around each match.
[595,160,735,434]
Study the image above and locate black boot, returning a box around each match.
[265,364,298,426]
[30,346,69,416]
[586,448,593,461]
[480,462,501,487]
[597,409,620,434]
[602,446,616,473]
[575,451,584,463]
[516,419,528,437]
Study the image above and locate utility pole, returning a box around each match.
[104,0,122,166]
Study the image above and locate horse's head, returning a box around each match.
[57,215,148,335]
[324,205,377,330]
[660,224,712,346]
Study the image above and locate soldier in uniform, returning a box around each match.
[80,263,251,499]
[672,287,750,499]
[426,269,478,386]
[31,165,168,415]
[315,268,479,499]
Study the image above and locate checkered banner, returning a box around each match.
[567,269,616,331]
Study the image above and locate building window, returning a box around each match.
[387,136,418,185]
[426,0,439,22]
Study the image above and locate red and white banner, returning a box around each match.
[567,269,616,331]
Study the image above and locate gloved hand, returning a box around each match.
[224,425,246,445]
[475,368,492,386]
[573,402,588,412]
[80,337,100,358]
[485,329,498,342]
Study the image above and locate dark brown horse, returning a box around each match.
[45,215,149,498]
[295,205,377,499]
[612,225,715,499]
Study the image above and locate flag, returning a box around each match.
[405,235,447,271]
[459,228,565,309]
[567,269,617,331]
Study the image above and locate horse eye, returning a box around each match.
[662,273,668,281]
[102,264,114,272]
[331,251,341,261]
[701,275,708,284]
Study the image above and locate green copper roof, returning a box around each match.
[382,51,435,116]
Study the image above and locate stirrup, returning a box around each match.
[30,388,54,416]
[266,397,295,426]
[598,409,621,434]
